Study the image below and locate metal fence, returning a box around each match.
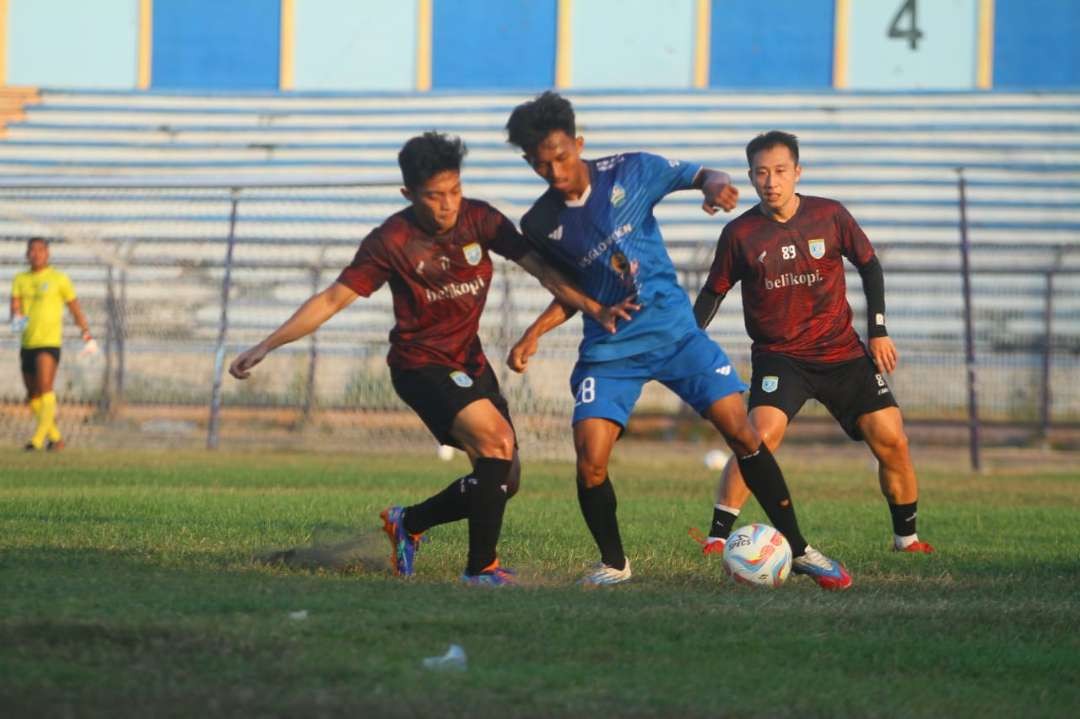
[0,182,1077,462]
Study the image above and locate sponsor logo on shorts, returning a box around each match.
[874,373,891,395]
[808,238,826,259]
[463,242,482,266]
[610,183,626,207]
[547,225,563,241]
[761,376,779,393]
[449,371,474,388]
[715,365,732,375]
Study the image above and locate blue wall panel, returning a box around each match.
[709,0,834,89]
[994,0,1080,89]
[847,0,977,89]
[294,0,416,91]
[433,0,556,89]
[572,0,694,88]
[152,0,281,90]
[8,0,138,88]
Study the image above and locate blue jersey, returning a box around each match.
[521,152,702,362]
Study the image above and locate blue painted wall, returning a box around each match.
[847,0,977,89]
[571,0,694,88]
[432,0,556,89]
[7,0,138,88]
[294,0,416,91]
[994,0,1080,88]
[709,0,834,89]
[152,0,281,90]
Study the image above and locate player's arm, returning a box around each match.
[693,168,739,215]
[857,255,897,374]
[693,287,727,329]
[229,281,359,379]
[66,298,92,341]
[514,250,639,334]
[507,298,576,374]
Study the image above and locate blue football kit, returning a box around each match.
[520,152,747,427]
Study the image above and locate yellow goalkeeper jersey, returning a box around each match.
[11,267,76,349]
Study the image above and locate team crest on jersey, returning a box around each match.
[449,371,474,388]
[463,242,482,266]
[610,183,626,207]
[761,376,779,393]
[808,238,825,259]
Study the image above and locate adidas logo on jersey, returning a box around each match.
[548,226,563,241]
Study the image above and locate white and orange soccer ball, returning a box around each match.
[722,523,792,588]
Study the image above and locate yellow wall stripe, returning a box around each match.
[555,0,573,89]
[137,0,152,89]
[416,0,432,91]
[279,0,294,90]
[0,0,9,86]
[693,0,710,88]
[832,0,850,89]
[976,0,994,89]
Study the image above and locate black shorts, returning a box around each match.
[390,363,515,449]
[748,352,899,441]
[20,347,61,376]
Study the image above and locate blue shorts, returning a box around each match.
[569,329,748,428]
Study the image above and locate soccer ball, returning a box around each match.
[702,448,730,471]
[722,524,792,588]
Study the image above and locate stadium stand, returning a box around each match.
[0,89,1077,448]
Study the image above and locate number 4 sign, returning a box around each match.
[888,0,924,50]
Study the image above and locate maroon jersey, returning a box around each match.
[337,198,528,374]
[704,195,875,362]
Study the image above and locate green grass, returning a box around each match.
[1,447,1078,718]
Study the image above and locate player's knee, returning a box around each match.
[874,425,910,459]
[576,457,608,488]
[723,423,761,458]
[473,428,515,460]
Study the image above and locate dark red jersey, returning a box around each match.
[704,195,876,362]
[337,198,528,374]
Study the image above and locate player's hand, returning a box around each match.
[592,296,641,334]
[10,314,27,334]
[507,333,539,374]
[702,181,739,215]
[869,336,898,375]
[78,337,100,358]
[229,344,269,379]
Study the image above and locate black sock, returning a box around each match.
[889,501,918,537]
[738,445,808,556]
[709,506,739,540]
[577,476,626,570]
[403,477,470,535]
[465,457,513,576]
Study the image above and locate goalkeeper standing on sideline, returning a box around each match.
[9,236,96,451]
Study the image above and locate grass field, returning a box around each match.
[1,445,1078,718]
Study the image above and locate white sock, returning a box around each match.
[894,533,919,549]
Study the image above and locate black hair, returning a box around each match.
[397,132,467,190]
[505,91,577,154]
[26,236,49,249]
[746,130,800,167]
